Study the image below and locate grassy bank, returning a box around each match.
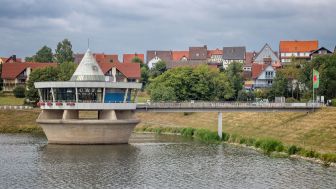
[136,107,336,153]
[0,109,42,133]
[0,95,24,106]
[135,126,336,164]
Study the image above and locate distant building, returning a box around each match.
[0,55,22,64]
[243,52,256,80]
[146,50,172,69]
[310,47,333,60]
[122,53,145,63]
[252,63,277,89]
[279,40,318,64]
[99,62,141,83]
[253,44,280,64]
[222,47,246,69]
[172,51,189,61]
[74,53,120,64]
[1,62,57,91]
[189,46,208,60]
[207,48,223,64]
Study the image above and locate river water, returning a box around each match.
[0,133,335,189]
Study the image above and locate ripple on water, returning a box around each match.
[0,133,335,189]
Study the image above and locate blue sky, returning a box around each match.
[0,0,335,59]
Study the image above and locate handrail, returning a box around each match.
[136,102,323,109]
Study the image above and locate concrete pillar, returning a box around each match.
[218,112,222,139]
[38,110,63,119]
[115,110,135,120]
[123,88,129,103]
[98,110,117,120]
[51,88,55,102]
[75,88,78,102]
[62,110,79,120]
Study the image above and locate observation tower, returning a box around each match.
[34,49,142,144]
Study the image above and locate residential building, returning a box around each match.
[123,53,145,63]
[207,48,223,64]
[74,53,120,64]
[222,47,246,69]
[310,47,333,60]
[99,61,141,82]
[243,52,256,80]
[253,43,280,64]
[172,51,189,61]
[1,62,57,91]
[252,63,276,88]
[279,40,318,64]
[0,55,22,64]
[146,50,172,69]
[189,46,208,60]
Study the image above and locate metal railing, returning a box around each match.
[137,102,323,109]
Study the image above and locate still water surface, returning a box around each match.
[0,133,335,189]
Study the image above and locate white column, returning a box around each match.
[123,88,129,103]
[218,112,222,139]
[102,88,106,103]
[51,88,55,102]
[75,88,78,102]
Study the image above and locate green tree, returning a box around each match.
[34,45,53,62]
[57,62,77,81]
[150,85,176,101]
[269,72,289,100]
[25,56,34,62]
[131,56,144,65]
[13,86,26,98]
[148,65,233,101]
[149,60,167,78]
[225,62,243,99]
[55,39,74,63]
[237,90,255,101]
[140,67,149,90]
[25,67,59,103]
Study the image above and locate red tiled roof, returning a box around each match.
[1,62,57,79]
[122,54,145,63]
[172,51,189,61]
[279,40,318,53]
[252,63,268,79]
[98,62,140,79]
[0,57,22,63]
[245,52,255,66]
[207,48,223,57]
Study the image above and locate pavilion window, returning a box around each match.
[41,88,53,101]
[54,88,76,102]
[78,88,103,103]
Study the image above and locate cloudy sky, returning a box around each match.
[0,0,335,59]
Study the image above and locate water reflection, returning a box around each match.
[0,133,336,189]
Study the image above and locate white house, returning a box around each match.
[252,63,276,88]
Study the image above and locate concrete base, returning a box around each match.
[37,119,140,144]
[37,109,140,144]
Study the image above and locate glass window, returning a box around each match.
[41,88,53,101]
[54,88,75,101]
[78,88,103,103]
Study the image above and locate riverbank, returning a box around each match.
[1,108,336,164]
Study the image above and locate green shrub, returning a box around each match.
[194,129,219,143]
[259,139,284,154]
[13,86,26,98]
[245,138,256,146]
[299,149,320,158]
[228,134,238,143]
[286,97,299,103]
[331,99,336,107]
[320,153,336,163]
[287,145,301,155]
[239,137,247,144]
[181,128,195,137]
[221,132,230,141]
[254,140,262,148]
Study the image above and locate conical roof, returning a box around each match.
[70,49,105,81]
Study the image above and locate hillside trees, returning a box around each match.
[55,39,74,63]
[225,62,244,99]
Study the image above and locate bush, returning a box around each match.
[286,97,299,103]
[13,86,26,98]
[320,153,336,163]
[299,149,320,158]
[194,129,219,143]
[287,145,301,155]
[181,128,195,137]
[331,99,336,107]
[258,139,284,154]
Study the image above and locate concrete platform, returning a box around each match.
[37,119,140,144]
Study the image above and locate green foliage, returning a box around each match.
[25,63,76,104]
[194,129,220,143]
[24,56,34,62]
[0,64,2,91]
[13,86,26,98]
[320,153,336,163]
[149,60,167,78]
[287,145,301,155]
[257,138,284,154]
[55,39,74,63]
[131,56,144,64]
[237,90,255,101]
[299,149,320,158]
[225,62,243,99]
[57,62,77,81]
[140,66,149,90]
[148,65,233,101]
[181,128,195,137]
[269,72,289,100]
[286,97,299,103]
[331,99,336,107]
[34,45,53,62]
[253,89,271,99]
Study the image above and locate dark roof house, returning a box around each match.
[223,47,246,60]
[189,46,208,60]
[146,50,172,63]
